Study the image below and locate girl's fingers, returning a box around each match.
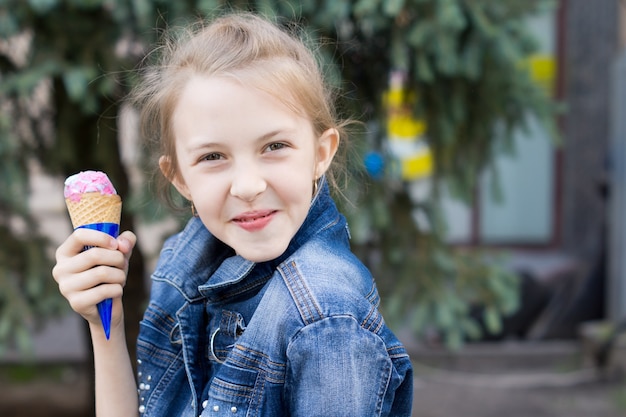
[53,229,136,281]
[117,231,137,256]
[65,283,124,313]
[53,247,126,284]
[55,228,117,259]
[116,231,137,274]
[52,228,136,325]
[57,264,127,296]
[64,283,125,326]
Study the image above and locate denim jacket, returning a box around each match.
[136,182,413,416]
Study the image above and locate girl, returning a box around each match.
[53,12,413,417]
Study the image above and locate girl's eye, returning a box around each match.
[265,142,286,152]
[202,153,222,161]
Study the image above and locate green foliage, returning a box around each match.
[316,0,556,347]
[0,0,557,353]
[0,231,64,356]
[343,178,522,349]
[614,384,626,412]
[329,0,559,199]
[0,97,66,355]
[0,363,75,383]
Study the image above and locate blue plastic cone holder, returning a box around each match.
[76,222,120,340]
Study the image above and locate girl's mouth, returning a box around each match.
[233,210,276,231]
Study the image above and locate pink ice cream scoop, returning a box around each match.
[64,170,118,202]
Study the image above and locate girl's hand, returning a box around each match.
[52,229,137,330]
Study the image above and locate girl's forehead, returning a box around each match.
[172,75,316,142]
[188,71,309,120]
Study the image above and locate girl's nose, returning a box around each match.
[229,165,267,202]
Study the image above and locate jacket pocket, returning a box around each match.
[205,362,261,416]
[137,302,182,361]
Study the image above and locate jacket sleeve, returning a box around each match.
[285,315,396,417]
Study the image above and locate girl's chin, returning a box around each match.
[235,243,289,263]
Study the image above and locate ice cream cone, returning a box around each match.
[65,193,122,229]
[63,171,122,340]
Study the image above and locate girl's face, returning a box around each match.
[163,75,338,262]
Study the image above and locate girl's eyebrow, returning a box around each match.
[255,129,284,142]
[185,128,293,153]
[185,139,221,153]
[185,127,292,153]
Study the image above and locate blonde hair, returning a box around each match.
[131,12,348,208]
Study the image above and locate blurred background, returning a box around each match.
[1,0,626,416]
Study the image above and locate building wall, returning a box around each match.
[561,0,620,263]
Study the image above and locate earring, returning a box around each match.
[191,202,199,217]
[312,178,319,196]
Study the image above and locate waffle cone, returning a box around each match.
[65,193,122,228]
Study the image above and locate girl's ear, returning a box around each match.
[314,128,339,179]
[159,155,191,200]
